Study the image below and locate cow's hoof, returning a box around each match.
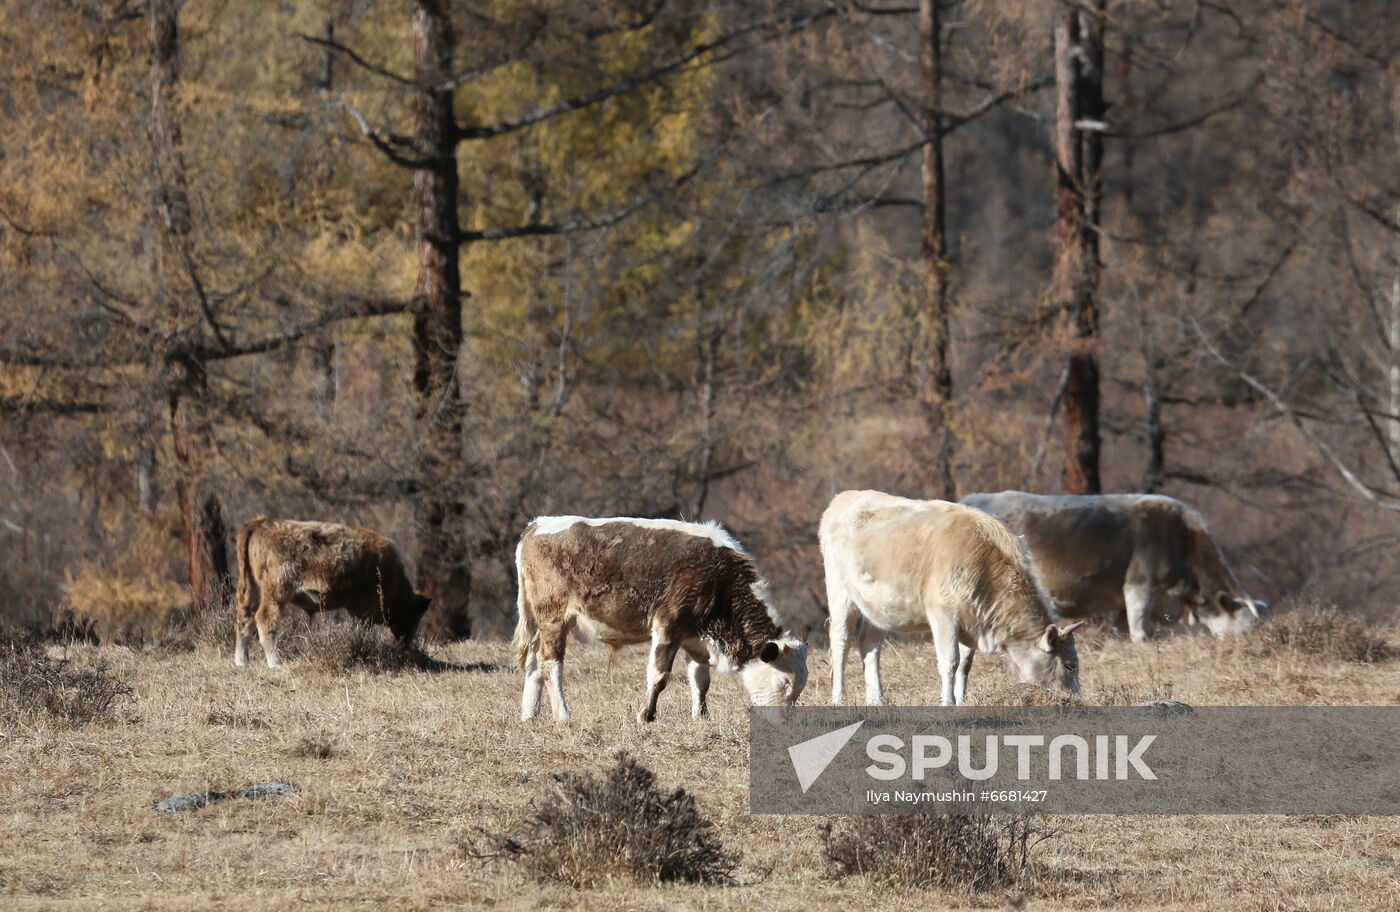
[637,711,655,723]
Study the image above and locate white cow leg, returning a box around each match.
[520,649,544,721]
[857,621,885,706]
[687,655,711,720]
[544,660,570,721]
[953,643,974,704]
[1124,584,1156,643]
[826,573,856,705]
[931,618,960,705]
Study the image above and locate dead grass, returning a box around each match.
[822,814,1052,892]
[1235,601,1396,664]
[301,619,422,673]
[478,752,738,887]
[0,631,132,727]
[2,628,1399,910]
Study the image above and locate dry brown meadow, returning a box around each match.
[4,621,1400,910]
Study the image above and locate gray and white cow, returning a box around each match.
[959,492,1266,642]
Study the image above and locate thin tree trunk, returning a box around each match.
[312,18,338,412]
[1053,6,1103,494]
[411,0,471,639]
[919,0,956,500]
[150,0,230,614]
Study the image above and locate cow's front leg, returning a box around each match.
[1124,583,1156,643]
[681,641,711,720]
[930,617,960,706]
[857,621,885,705]
[639,633,681,723]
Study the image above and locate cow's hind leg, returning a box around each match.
[520,647,544,721]
[953,643,974,704]
[1124,583,1157,643]
[256,599,286,669]
[639,631,681,723]
[827,568,858,704]
[681,640,711,720]
[538,615,573,721]
[234,600,257,668]
[930,615,960,706]
[857,620,885,705]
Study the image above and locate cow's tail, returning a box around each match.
[512,536,537,671]
[235,516,268,613]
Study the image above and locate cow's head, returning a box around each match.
[389,593,432,643]
[738,634,809,706]
[1011,622,1084,696]
[1191,592,1266,637]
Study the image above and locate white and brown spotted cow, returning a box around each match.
[513,516,809,722]
[959,492,1266,642]
[821,490,1084,706]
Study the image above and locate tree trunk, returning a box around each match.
[411,0,471,640]
[1053,6,1103,495]
[150,0,230,614]
[919,0,956,500]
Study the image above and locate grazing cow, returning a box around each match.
[235,516,430,668]
[820,490,1083,706]
[959,492,1265,642]
[513,516,809,722]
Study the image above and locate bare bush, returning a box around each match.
[0,632,132,727]
[304,620,422,673]
[821,814,1053,892]
[1239,602,1395,664]
[479,752,739,888]
[969,681,1084,708]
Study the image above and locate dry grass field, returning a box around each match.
[4,617,1400,911]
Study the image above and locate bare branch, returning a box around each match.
[1189,313,1400,512]
[298,32,415,86]
[458,162,704,244]
[455,7,836,143]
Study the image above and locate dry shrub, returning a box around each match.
[482,752,738,888]
[287,736,335,759]
[822,814,1053,892]
[0,631,132,727]
[304,619,421,673]
[970,681,1083,707]
[1238,602,1395,664]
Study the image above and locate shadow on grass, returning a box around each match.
[412,651,505,675]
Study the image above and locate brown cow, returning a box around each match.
[513,516,809,722]
[234,516,430,668]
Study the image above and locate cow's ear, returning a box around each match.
[1040,624,1060,653]
[1216,591,1236,613]
[759,641,782,664]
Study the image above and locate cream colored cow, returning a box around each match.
[820,490,1083,706]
